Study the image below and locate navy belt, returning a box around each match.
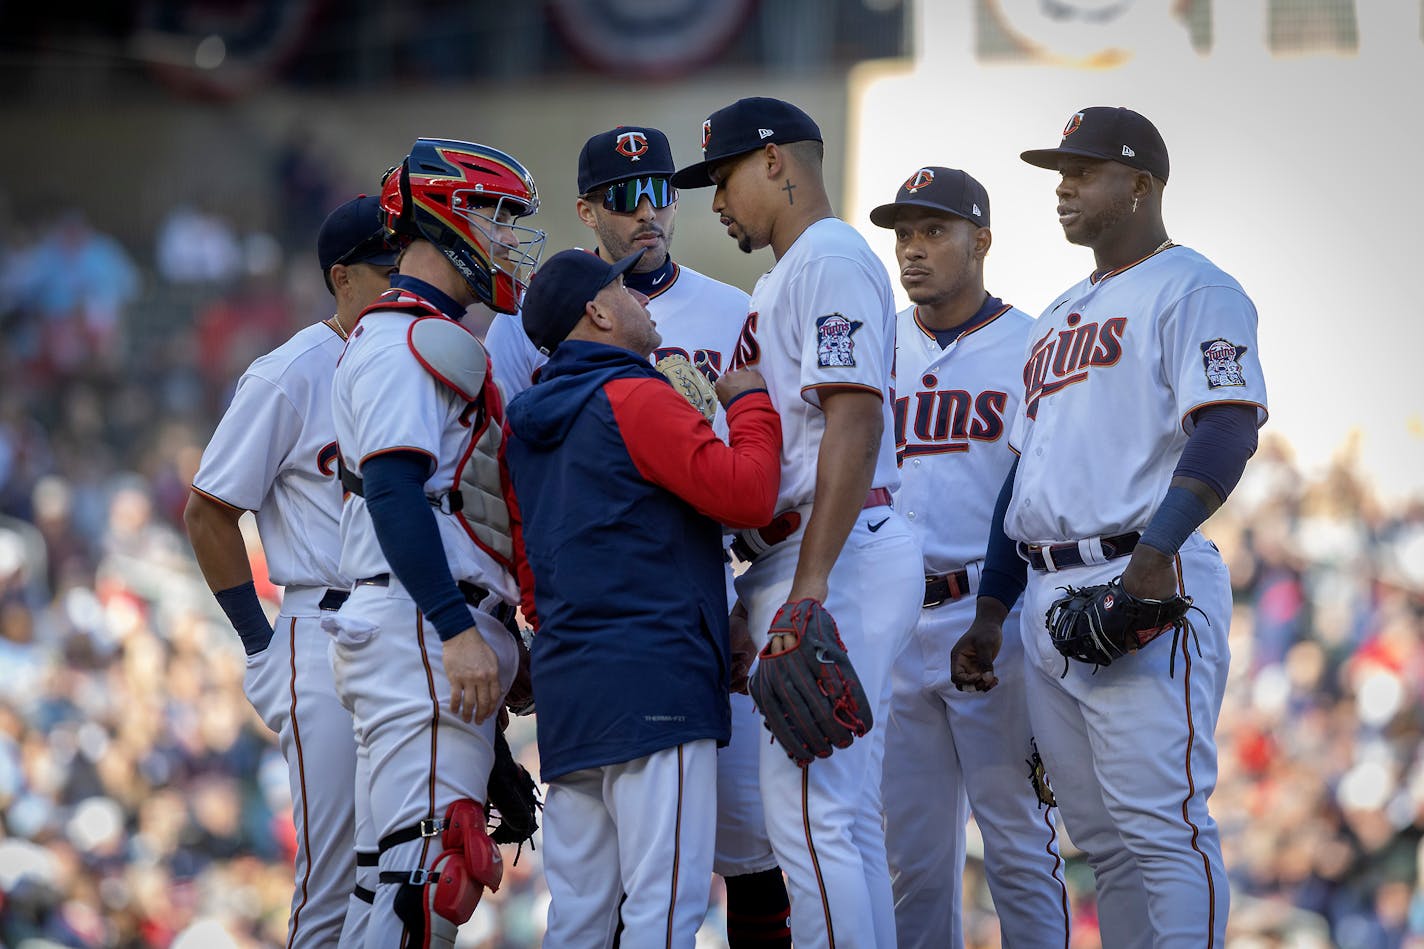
[355,573,515,624]
[319,589,349,611]
[1019,532,1140,572]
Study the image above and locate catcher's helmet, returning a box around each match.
[381,138,545,314]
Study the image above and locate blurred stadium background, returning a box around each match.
[1,1,1421,946]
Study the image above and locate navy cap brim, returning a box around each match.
[1021,145,1123,171]
[356,249,399,267]
[606,247,646,283]
[670,158,721,191]
[869,199,979,229]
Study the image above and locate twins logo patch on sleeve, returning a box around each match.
[1200,337,1247,388]
[816,313,862,368]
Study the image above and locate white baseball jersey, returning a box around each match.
[892,301,1034,573]
[1007,244,1268,544]
[730,218,901,509]
[489,260,746,397]
[192,321,348,590]
[331,300,517,603]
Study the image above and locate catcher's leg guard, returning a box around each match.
[389,799,504,948]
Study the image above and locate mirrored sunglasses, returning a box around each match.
[600,176,677,214]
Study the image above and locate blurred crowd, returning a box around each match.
[1,211,1422,948]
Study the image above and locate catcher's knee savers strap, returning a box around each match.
[1018,531,1139,572]
[383,799,503,939]
[732,488,894,564]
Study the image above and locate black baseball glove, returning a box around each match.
[749,599,873,765]
[1044,576,1199,676]
[486,724,540,858]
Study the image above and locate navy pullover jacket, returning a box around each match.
[505,340,780,781]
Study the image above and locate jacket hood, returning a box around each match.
[506,340,663,449]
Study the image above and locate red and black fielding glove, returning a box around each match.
[749,599,873,765]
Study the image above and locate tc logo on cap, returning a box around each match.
[1062,112,1084,138]
[903,168,935,193]
[701,119,712,153]
[615,132,648,160]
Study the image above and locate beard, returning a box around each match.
[1066,192,1133,247]
[596,215,671,271]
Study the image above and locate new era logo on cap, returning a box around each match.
[758,128,773,139]
[1122,145,1135,157]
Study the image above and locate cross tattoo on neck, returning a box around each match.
[782,180,796,205]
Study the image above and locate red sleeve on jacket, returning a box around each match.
[604,377,782,529]
[501,420,540,632]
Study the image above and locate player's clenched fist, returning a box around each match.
[442,627,503,723]
[714,368,768,407]
[950,611,1004,693]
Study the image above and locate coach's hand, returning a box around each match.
[951,598,1007,692]
[715,369,768,407]
[443,627,502,724]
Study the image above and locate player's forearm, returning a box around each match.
[184,490,272,654]
[790,391,881,600]
[183,490,255,592]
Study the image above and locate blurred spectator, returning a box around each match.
[3,210,139,375]
[155,204,244,286]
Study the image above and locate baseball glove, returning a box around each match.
[749,599,873,765]
[655,353,717,422]
[1044,575,1198,676]
[485,724,540,857]
[1026,742,1056,809]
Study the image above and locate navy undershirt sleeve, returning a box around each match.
[977,458,1027,610]
[362,451,472,641]
[1174,403,1259,500]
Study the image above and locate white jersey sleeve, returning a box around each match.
[195,374,305,511]
[793,254,895,407]
[341,336,446,469]
[1161,285,1268,431]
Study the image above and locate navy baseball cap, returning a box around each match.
[1021,107,1170,183]
[318,195,398,292]
[522,248,647,355]
[577,126,676,194]
[671,97,822,190]
[870,167,990,229]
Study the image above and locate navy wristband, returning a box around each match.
[214,581,274,655]
[1139,485,1211,557]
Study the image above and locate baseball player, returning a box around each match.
[504,247,782,948]
[184,195,396,948]
[486,123,793,946]
[323,138,545,949]
[951,107,1268,948]
[672,97,923,948]
[870,167,1070,947]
